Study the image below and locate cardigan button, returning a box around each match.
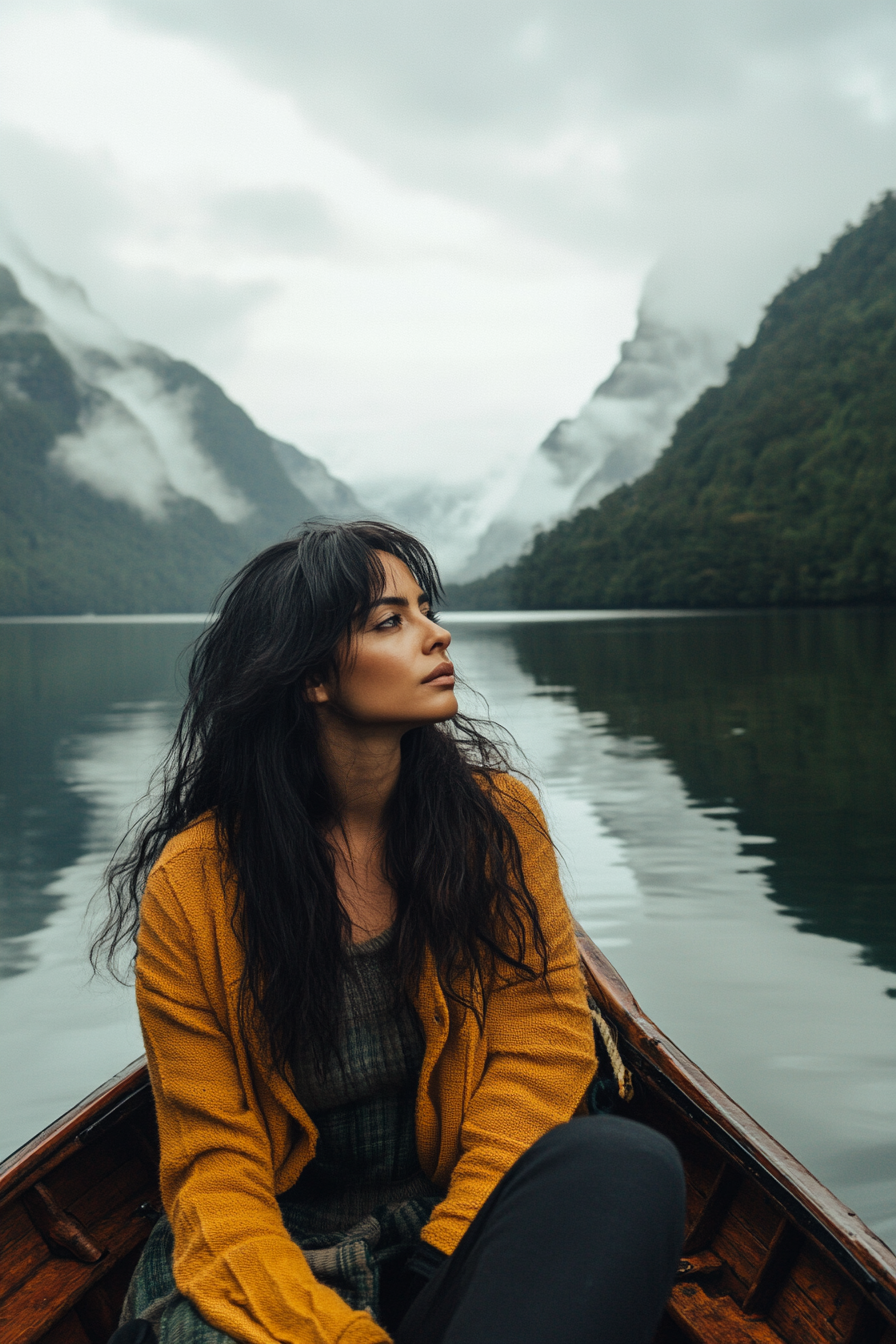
[434,1011,443,1025]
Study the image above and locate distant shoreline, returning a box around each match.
[0,612,215,625]
[4,607,891,626]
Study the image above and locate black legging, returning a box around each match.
[393,1116,685,1344]
[111,1117,684,1344]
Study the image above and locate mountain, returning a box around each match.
[447,193,896,610]
[454,314,731,581]
[358,473,520,583]
[0,258,364,615]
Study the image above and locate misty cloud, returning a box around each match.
[0,236,254,523]
[0,0,893,502]
[110,0,896,338]
[50,394,174,519]
[452,310,733,580]
[212,188,339,254]
[50,372,253,525]
[99,369,252,523]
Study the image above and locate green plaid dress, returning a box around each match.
[120,928,444,1341]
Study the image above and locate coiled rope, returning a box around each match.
[589,1002,634,1104]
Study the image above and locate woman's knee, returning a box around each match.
[527,1116,685,1210]
[574,1115,682,1168]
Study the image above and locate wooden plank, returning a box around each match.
[0,1213,151,1344]
[81,1191,158,1271]
[770,1245,868,1344]
[0,1254,102,1344]
[678,1251,724,1280]
[846,1299,889,1344]
[0,1197,48,1266]
[67,1156,153,1234]
[715,1181,786,1293]
[630,1089,723,1239]
[0,1162,156,1344]
[637,1093,723,1200]
[744,1220,805,1316]
[0,1138,154,1323]
[669,1281,787,1344]
[21,1184,104,1264]
[0,1201,52,1306]
[48,1126,144,1214]
[730,1181,789,1263]
[0,1066,159,1340]
[770,1279,858,1344]
[127,1118,160,1174]
[792,1246,868,1331]
[75,1251,142,1344]
[684,1162,742,1254]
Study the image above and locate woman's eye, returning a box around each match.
[376,613,401,629]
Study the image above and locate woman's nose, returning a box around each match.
[427,621,451,650]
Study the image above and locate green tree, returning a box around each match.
[448,193,896,610]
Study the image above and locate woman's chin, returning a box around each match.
[419,693,459,724]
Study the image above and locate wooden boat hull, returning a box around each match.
[576,929,896,1344]
[1,929,894,1344]
[0,1058,158,1344]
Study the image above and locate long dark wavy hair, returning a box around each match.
[95,520,548,1077]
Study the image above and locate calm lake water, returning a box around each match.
[1,609,894,1247]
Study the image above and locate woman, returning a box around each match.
[100,521,684,1344]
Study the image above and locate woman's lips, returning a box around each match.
[422,662,455,685]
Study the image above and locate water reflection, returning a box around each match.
[0,623,201,971]
[0,706,174,1153]
[506,608,896,978]
[0,622,203,1156]
[0,612,894,1247]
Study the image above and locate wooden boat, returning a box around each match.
[1,927,895,1344]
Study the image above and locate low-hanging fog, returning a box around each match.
[0,0,894,573]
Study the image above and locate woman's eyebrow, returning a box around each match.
[371,593,428,609]
[371,595,409,609]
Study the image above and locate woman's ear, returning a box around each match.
[304,675,330,705]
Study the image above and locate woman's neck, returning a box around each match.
[315,716,403,941]
[317,716,403,830]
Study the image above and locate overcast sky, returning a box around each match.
[0,0,893,492]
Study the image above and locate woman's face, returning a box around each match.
[308,551,457,730]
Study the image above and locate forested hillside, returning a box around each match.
[0,267,361,615]
[448,193,896,610]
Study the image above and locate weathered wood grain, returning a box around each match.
[670,1280,787,1344]
[21,1183,104,1264]
[744,1220,804,1315]
[576,927,896,1334]
[685,1161,743,1254]
[0,1064,157,1344]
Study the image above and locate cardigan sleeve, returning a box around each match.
[136,858,390,1344]
[420,776,597,1256]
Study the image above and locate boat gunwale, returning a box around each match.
[575,926,896,1328]
[0,1057,151,1212]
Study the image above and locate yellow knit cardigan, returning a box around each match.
[136,774,596,1344]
